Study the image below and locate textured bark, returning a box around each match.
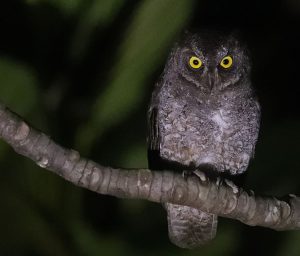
[0,102,300,231]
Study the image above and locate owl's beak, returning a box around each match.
[207,71,218,92]
[207,74,214,92]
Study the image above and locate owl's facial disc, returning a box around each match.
[171,32,251,92]
[183,52,236,91]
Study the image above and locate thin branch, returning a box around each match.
[0,102,300,231]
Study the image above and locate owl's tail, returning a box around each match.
[165,203,218,249]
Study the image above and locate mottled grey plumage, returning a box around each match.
[147,31,260,248]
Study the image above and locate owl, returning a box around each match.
[147,31,261,248]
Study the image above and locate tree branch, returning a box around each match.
[0,102,300,231]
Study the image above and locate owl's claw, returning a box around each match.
[224,179,239,193]
[193,170,207,182]
[182,170,207,182]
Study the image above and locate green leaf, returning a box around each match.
[119,143,148,168]
[0,58,39,115]
[76,0,196,153]
[25,0,83,15]
[69,0,125,61]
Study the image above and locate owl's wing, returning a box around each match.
[251,99,261,158]
[148,107,160,152]
[148,107,165,171]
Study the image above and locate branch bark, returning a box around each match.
[0,102,300,231]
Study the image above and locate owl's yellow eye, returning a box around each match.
[189,56,202,69]
[220,55,233,69]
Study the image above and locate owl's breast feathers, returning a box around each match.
[148,85,260,175]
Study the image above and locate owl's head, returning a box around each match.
[165,31,251,93]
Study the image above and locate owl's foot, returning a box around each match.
[193,169,208,182]
[182,170,207,182]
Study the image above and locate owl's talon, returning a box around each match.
[216,176,222,186]
[193,170,207,182]
[182,169,207,182]
[224,179,239,193]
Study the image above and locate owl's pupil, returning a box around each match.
[223,59,229,65]
[193,60,199,65]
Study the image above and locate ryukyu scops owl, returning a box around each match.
[147,31,261,248]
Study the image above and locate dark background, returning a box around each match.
[0,0,300,255]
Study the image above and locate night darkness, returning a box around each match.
[0,1,300,255]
